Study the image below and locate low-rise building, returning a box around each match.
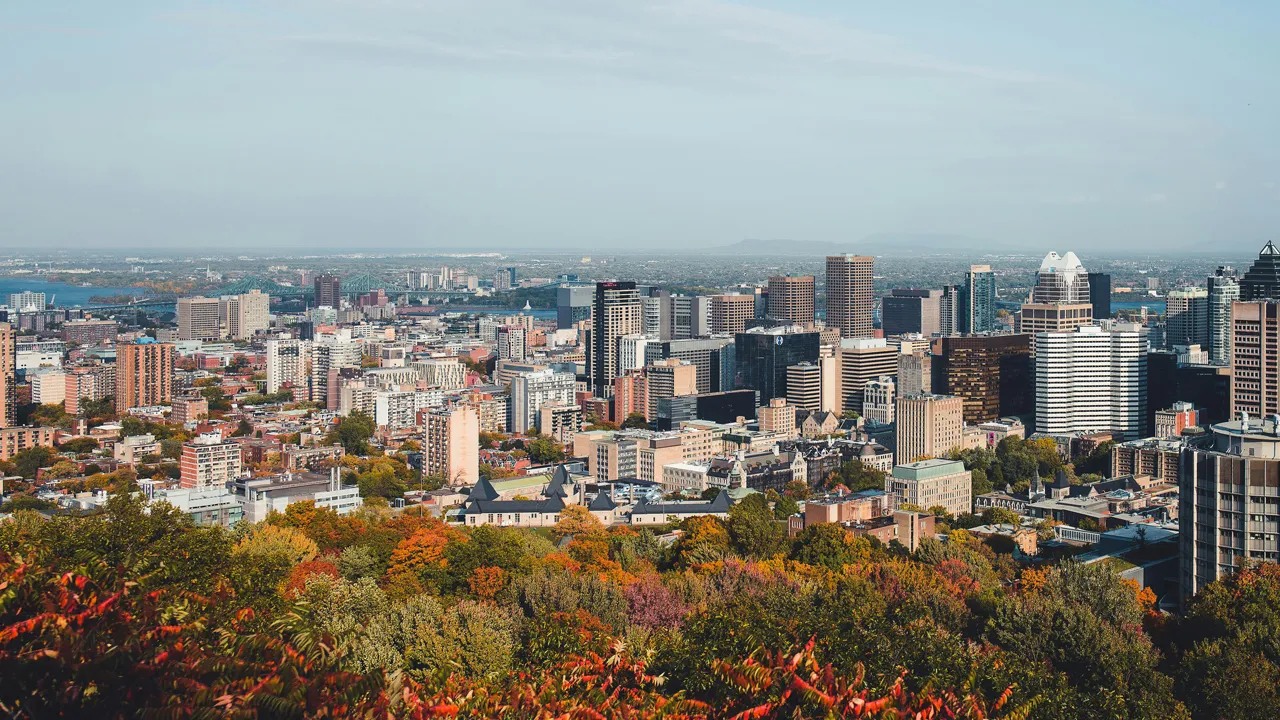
[114,433,161,464]
[629,490,732,525]
[888,459,972,517]
[230,468,364,524]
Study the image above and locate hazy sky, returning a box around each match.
[2,1,1277,253]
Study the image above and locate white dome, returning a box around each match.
[1039,250,1086,274]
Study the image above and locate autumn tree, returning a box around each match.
[552,504,605,541]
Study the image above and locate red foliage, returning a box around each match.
[281,558,341,599]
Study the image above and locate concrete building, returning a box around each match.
[758,397,798,438]
[889,458,972,518]
[0,323,13,427]
[708,293,755,335]
[7,291,45,312]
[1166,287,1209,349]
[895,394,964,463]
[309,340,362,407]
[64,366,116,415]
[61,319,118,345]
[314,274,341,308]
[836,338,898,414]
[1015,303,1093,356]
[414,358,468,390]
[617,333,653,374]
[221,290,270,340]
[882,288,942,337]
[496,325,527,361]
[556,285,593,330]
[510,368,576,435]
[662,462,711,493]
[588,281,643,398]
[785,361,837,414]
[538,402,583,443]
[177,297,223,341]
[646,358,697,419]
[863,376,895,425]
[32,371,66,406]
[1231,300,1280,419]
[266,338,311,394]
[1180,415,1280,603]
[423,405,479,486]
[116,340,174,411]
[897,351,932,397]
[826,255,874,338]
[170,396,208,425]
[231,469,363,524]
[116,433,161,464]
[1207,266,1239,366]
[1154,401,1198,438]
[1035,324,1147,440]
[1031,251,1090,303]
[179,433,244,489]
[766,275,815,326]
[0,426,56,461]
[647,337,735,394]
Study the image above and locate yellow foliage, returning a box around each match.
[552,504,606,540]
[233,524,318,566]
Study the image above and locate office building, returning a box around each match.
[510,368,576,435]
[1207,266,1239,366]
[557,285,593,330]
[266,339,311,394]
[1087,272,1111,320]
[889,459,972,518]
[179,434,244,490]
[962,265,997,333]
[221,290,270,340]
[32,372,66,406]
[656,390,757,430]
[934,334,1032,424]
[882,289,942,337]
[767,275,815,326]
[496,325,527,361]
[177,297,223,341]
[862,376,895,425]
[1031,251,1090,303]
[314,274,341,308]
[618,334,653,374]
[1180,415,1280,602]
[735,326,821,404]
[939,285,961,335]
[7,292,45,312]
[1035,324,1147,440]
[656,293,700,341]
[826,254,874,338]
[0,324,13,427]
[588,281,643,398]
[648,337,734,394]
[646,358,697,419]
[1015,303,1093,356]
[895,394,964,463]
[423,405,479,486]
[837,338,898,414]
[709,294,755,335]
[1166,288,1209,349]
[61,319,118,345]
[641,296,663,336]
[171,396,209,425]
[785,361,831,414]
[1154,401,1198,438]
[1230,300,1280,418]
[414,358,468,390]
[116,339,174,411]
[897,351,933,397]
[1240,241,1280,301]
[310,340,362,408]
[758,397,798,437]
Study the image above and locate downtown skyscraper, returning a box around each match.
[588,281,642,398]
[961,264,996,333]
[825,255,873,338]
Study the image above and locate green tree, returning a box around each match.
[773,495,800,520]
[622,413,649,429]
[57,437,99,454]
[526,436,565,464]
[12,446,55,478]
[327,411,375,455]
[77,396,114,419]
[789,523,872,571]
[200,385,231,412]
[982,507,1022,526]
[728,493,786,559]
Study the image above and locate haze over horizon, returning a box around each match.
[2,1,1277,253]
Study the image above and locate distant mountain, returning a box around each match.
[701,234,996,256]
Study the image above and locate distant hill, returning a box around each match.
[702,234,995,256]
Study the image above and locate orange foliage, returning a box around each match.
[468,566,506,599]
[1019,567,1049,594]
[280,558,340,599]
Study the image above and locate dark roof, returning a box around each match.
[1052,468,1071,487]
[462,496,566,515]
[588,492,617,511]
[1241,241,1280,300]
[466,477,500,504]
[544,465,571,498]
[632,490,731,516]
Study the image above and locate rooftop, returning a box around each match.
[892,458,966,480]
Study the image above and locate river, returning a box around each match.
[0,278,145,307]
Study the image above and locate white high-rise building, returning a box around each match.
[1166,287,1209,350]
[310,340,363,407]
[1031,251,1090,304]
[510,368,577,435]
[496,325,527,361]
[221,290,270,340]
[1208,267,1240,366]
[618,334,654,374]
[863,376,896,425]
[1035,323,1147,440]
[266,339,311,394]
[7,292,46,312]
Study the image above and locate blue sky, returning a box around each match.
[1,1,1276,253]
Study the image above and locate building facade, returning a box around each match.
[423,405,480,486]
[825,255,874,338]
[889,459,972,518]
[588,281,643,398]
[934,334,1032,424]
[116,340,174,411]
[963,265,997,333]
[895,394,964,463]
[1035,324,1147,440]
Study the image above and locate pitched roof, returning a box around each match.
[466,476,500,504]
[587,492,617,511]
[632,489,731,516]
[544,465,571,498]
